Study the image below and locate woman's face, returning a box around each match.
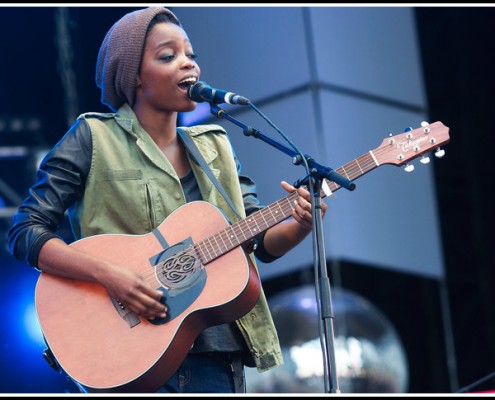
[135,22,200,113]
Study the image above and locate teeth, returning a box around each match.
[179,77,197,85]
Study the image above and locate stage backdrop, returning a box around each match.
[173,6,445,280]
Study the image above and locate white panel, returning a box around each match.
[172,6,310,102]
[318,91,445,279]
[310,7,427,107]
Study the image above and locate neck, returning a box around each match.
[134,106,178,145]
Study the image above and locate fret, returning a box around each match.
[257,208,270,230]
[282,195,298,215]
[196,241,211,263]
[266,205,279,225]
[353,158,364,175]
[273,201,285,220]
[227,225,240,247]
[233,220,249,243]
[248,215,262,236]
[339,165,351,180]
[354,153,376,177]
[217,231,230,252]
[320,153,379,198]
[242,218,252,237]
[204,237,217,261]
[211,234,222,255]
[215,232,229,254]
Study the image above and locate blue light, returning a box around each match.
[179,102,212,126]
[3,266,46,355]
[1,256,78,393]
[23,302,45,345]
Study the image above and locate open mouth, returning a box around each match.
[178,77,197,92]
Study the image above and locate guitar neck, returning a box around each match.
[320,151,377,197]
[188,120,452,265]
[195,190,300,264]
[195,152,378,264]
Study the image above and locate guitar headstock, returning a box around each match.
[374,121,450,169]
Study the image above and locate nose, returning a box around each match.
[180,54,196,70]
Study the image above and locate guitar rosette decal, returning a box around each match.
[159,247,203,290]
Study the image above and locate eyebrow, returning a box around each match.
[154,37,192,50]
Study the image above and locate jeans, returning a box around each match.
[155,352,246,393]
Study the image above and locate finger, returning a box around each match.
[320,201,328,217]
[136,288,167,317]
[296,186,311,201]
[139,284,165,302]
[281,180,296,193]
[298,195,311,209]
[294,210,305,223]
[296,197,313,219]
[293,205,310,225]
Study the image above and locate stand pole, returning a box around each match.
[307,174,340,393]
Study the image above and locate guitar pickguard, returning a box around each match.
[149,238,206,326]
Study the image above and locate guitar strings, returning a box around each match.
[322,125,443,193]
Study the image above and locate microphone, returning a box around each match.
[188,81,250,106]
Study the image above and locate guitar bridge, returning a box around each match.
[111,298,141,328]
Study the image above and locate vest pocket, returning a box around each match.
[145,183,156,229]
[84,169,154,235]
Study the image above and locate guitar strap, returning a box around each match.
[177,127,242,220]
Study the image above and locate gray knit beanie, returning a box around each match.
[95,7,181,112]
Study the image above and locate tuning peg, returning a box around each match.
[435,148,445,158]
[420,121,430,127]
[420,155,430,164]
[404,163,415,172]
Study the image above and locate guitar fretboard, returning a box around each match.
[321,152,377,196]
[195,191,300,264]
[194,152,380,264]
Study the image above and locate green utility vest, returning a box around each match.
[68,104,283,373]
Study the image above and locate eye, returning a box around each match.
[159,54,175,62]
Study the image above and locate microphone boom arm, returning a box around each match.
[209,105,356,191]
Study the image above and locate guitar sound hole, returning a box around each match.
[159,249,201,288]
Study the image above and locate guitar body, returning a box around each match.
[35,201,261,393]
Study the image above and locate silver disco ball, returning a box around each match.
[245,285,409,393]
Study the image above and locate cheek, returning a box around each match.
[142,66,172,88]
[138,68,175,101]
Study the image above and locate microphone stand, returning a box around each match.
[209,104,356,393]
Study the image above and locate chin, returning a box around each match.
[182,103,199,113]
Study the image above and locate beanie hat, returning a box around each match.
[95,7,181,112]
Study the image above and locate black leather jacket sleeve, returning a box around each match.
[7,119,92,269]
[238,174,280,264]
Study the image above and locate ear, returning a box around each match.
[136,75,142,88]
